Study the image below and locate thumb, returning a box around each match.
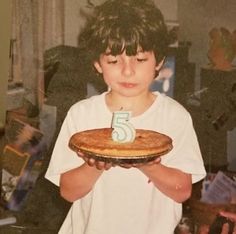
[221,223,229,234]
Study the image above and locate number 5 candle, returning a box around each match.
[111,111,136,143]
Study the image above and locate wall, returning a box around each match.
[0,0,11,128]
[64,0,87,47]
[156,0,178,22]
[64,0,178,47]
[178,0,236,170]
[178,0,236,86]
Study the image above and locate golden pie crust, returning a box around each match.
[69,128,172,163]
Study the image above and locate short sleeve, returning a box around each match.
[161,112,206,184]
[45,110,83,186]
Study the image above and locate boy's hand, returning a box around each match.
[77,151,161,170]
[77,151,113,170]
[119,157,161,169]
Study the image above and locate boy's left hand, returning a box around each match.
[119,157,161,169]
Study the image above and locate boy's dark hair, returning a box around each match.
[79,0,169,65]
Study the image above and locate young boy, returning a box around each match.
[45,0,206,233]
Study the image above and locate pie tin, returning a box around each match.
[74,147,171,164]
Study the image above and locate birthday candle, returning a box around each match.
[111,111,136,143]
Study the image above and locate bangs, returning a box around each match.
[103,26,153,56]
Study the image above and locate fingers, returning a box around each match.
[220,222,236,234]
[119,164,133,169]
[77,152,114,170]
[104,162,113,170]
[219,211,236,222]
[87,158,96,167]
[218,211,236,234]
[77,150,85,158]
[77,151,161,170]
[153,157,161,164]
[86,158,113,170]
[197,224,209,234]
[134,157,161,168]
[221,223,229,234]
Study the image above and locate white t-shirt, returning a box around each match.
[45,92,206,234]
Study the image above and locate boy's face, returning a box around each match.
[94,49,163,98]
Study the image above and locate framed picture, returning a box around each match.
[150,55,175,97]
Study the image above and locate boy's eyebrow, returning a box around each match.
[103,46,145,56]
[104,51,113,55]
[104,50,144,56]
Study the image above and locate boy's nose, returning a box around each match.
[122,60,135,77]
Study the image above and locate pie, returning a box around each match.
[69,128,173,164]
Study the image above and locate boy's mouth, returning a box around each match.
[119,82,137,88]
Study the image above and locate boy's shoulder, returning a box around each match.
[158,93,187,111]
[157,92,191,120]
[69,92,105,112]
[75,92,105,106]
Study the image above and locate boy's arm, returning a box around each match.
[60,163,104,202]
[139,163,192,203]
[60,153,192,203]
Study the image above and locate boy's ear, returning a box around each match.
[155,58,165,72]
[94,61,103,74]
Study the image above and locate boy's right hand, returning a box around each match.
[77,151,114,170]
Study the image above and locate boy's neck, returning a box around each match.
[105,91,157,117]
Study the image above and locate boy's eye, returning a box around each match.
[106,55,118,64]
[107,60,118,64]
[137,58,148,62]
